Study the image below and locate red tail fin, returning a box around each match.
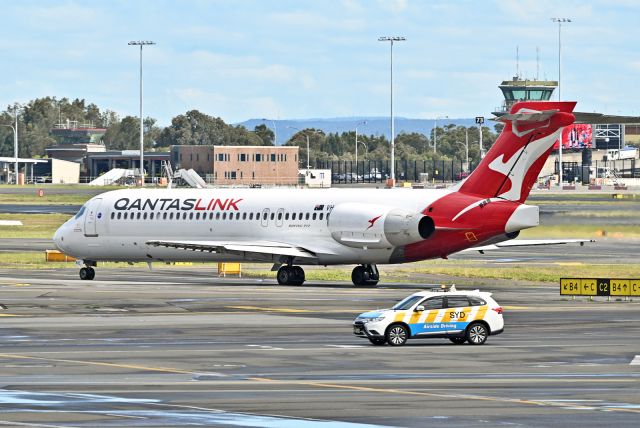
[459,101,576,203]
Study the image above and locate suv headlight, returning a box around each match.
[366,316,386,323]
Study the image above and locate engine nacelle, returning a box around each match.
[328,202,435,249]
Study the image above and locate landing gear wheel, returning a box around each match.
[386,324,409,346]
[292,266,305,286]
[351,265,379,286]
[277,266,292,285]
[277,266,305,285]
[79,267,95,281]
[351,266,366,286]
[449,336,466,345]
[368,337,386,346]
[466,322,489,345]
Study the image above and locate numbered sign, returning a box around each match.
[560,278,581,295]
[560,278,639,297]
[611,279,630,296]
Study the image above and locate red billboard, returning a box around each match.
[553,123,593,149]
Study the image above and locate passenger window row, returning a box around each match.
[109,210,326,222]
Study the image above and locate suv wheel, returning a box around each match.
[386,324,409,346]
[466,322,488,345]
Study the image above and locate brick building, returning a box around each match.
[171,145,300,186]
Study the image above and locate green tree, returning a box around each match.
[253,124,275,145]
[104,116,140,150]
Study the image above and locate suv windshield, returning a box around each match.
[392,295,423,310]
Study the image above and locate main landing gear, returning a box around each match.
[276,265,305,286]
[79,260,96,280]
[351,264,379,286]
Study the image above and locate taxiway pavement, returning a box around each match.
[0,268,638,427]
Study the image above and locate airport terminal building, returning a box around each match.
[170,145,300,186]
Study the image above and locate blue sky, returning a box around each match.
[1,0,639,125]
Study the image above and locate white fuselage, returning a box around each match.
[54,188,451,266]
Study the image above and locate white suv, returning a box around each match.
[353,288,504,346]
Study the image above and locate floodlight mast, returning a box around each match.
[128,40,156,186]
[378,36,405,186]
[550,18,571,187]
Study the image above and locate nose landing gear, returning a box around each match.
[79,267,95,280]
[351,264,379,286]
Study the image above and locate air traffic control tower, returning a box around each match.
[492,76,557,116]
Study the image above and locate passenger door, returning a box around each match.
[261,208,270,228]
[84,198,102,237]
[275,208,284,227]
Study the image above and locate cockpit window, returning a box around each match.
[74,205,86,220]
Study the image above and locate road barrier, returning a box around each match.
[560,278,640,297]
[45,250,76,262]
[218,262,242,277]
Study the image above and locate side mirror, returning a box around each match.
[414,305,425,312]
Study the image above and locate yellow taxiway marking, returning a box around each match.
[226,305,313,313]
[247,377,640,414]
[1,354,638,415]
[0,314,19,317]
[0,353,197,375]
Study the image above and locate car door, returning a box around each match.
[444,296,472,334]
[411,296,444,336]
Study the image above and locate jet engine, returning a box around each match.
[327,202,435,249]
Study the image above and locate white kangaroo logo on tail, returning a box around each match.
[489,128,562,201]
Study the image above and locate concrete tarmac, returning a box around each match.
[0,268,638,427]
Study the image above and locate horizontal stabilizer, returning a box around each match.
[494,109,558,124]
[459,238,595,254]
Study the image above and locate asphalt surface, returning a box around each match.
[0,268,638,427]
[0,204,80,214]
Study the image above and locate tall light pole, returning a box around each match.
[551,18,571,186]
[288,126,321,171]
[355,120,367,171]
[1,106,18,185]
[432,115,448,153]
[128,40,155,186]
[261,118,277,145]
[379,36,405,186]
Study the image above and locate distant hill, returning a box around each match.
[238,117,481,145]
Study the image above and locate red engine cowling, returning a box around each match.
[328,202,435,249]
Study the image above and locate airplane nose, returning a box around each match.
[53,225,66,252]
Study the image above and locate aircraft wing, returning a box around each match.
[146,239,320,261]
[459,239,595,253]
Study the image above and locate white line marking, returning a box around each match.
[325,345,366,349]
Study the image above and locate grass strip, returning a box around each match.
[0,214,71,239]
[0,193,93,205]
[520,224,640,239]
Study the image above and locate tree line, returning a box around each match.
[0,97,500,166]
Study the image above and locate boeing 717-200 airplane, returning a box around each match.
[53,101,590,286]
